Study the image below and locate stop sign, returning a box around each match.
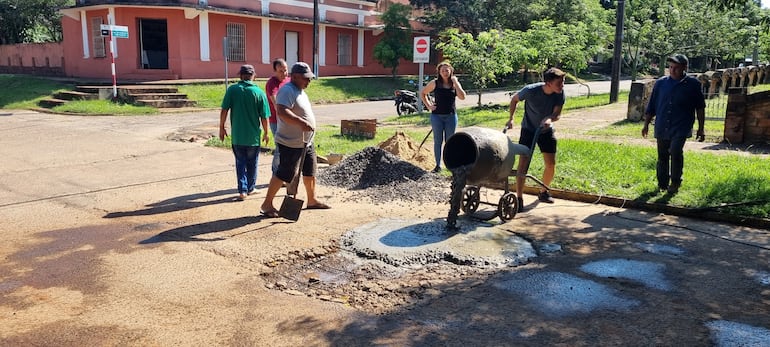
[413,36,430,63]
[416,38,428,53]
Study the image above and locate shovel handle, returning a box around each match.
[286,142,309,196]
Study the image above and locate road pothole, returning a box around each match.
[260,218,537,313]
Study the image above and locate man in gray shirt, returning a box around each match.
[260,62,330,217]
[505,67,566,212]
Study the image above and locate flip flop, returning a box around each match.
[259,209,280,218]
[306,202,331,210]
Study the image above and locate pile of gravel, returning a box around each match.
[318,147,449,203]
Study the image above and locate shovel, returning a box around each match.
[278,142,309,221]
[410,129,432,159]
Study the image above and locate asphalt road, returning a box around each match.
[312,79,633,125]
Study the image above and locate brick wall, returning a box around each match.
[724,88,770,144]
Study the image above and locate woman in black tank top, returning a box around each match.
[420,61,467,173]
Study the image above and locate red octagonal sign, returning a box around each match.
[416,38,428,54]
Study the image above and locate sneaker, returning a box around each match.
[238,192,247,201]
[431,166,441,173]
[667,182,680,194]
[658,185,668,192]
[517,197,525,213]
[538,191,554,203]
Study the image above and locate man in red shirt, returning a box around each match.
[265,59,290,174]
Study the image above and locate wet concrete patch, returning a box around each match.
[341,218,536,268]
[492,271,639,317]
[580,259,672,291]
[706,320,770,346]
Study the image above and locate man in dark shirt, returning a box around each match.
[643,54,706,194]
[506,67,566,211]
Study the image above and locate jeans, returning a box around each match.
[656,137,686,188]
[232,144,260,194]
[269,122,279,174]
[430,112,458,168]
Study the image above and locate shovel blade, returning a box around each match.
[278,196,304,221]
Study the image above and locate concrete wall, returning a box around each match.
[0,43,65,76]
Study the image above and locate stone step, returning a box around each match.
[38,98,68,108]
[126,92,188,101]
[134,99,197,108]
[54,90,99,101]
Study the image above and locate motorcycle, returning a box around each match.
[394,88,419,116]
[394,79,433,116]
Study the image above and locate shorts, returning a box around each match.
[275,143,317,183]
[519,128,557,154]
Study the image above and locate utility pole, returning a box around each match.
[610,0,625,103]
[313,0,319,78]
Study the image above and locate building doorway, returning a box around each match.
[285,31,299,66]
[138,18,168,69]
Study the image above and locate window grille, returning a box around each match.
[226,22,246,62]
[91,17,105,58]
[337,34,352,66]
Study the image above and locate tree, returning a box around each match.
[0,0,71,44]
[373,3,413,77]
[436,28,534,106]
[409,0,503,36]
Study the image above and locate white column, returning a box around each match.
[262,19,270,64]
[80,11,89,58]
[108,8,117,58]
[357,29,364,67]
[199,12,210,61]
[319,25,326,66]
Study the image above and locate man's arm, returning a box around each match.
[277,104,314,131]
[695,108,705,142]
[542,105,563,129]
[642,113,654,138]
[506,93,520,130]
[218,109,229,141]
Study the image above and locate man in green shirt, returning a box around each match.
[219,64,271,200]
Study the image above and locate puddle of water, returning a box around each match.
[706,320,770,347]
[580,259,671,291]
[634,242,685,256]
[755,271,770,286]
[493,271,639,317]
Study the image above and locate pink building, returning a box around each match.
[49,0,433,80]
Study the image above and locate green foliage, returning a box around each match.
[0,0,71,43]
[409,0,499,36]
[436,29,533,106]
[53,100,157,115]
[0,74,71,108]
[373,4,413,77]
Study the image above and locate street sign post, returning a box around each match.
[413,36,430,112]
[100,24,129,98]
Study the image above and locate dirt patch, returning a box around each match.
[377,131,434,171]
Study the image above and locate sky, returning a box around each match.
[764,0,770,8]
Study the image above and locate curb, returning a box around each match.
[523,186,770,230]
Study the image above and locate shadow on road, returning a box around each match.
[103,187,268,218]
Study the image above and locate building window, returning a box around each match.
[226,22,246,62]
[338,34,352,66]
[91,17,105,58]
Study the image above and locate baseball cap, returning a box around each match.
[291,62,315,78]
[667,54,689,66]
[239,64,255,75]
